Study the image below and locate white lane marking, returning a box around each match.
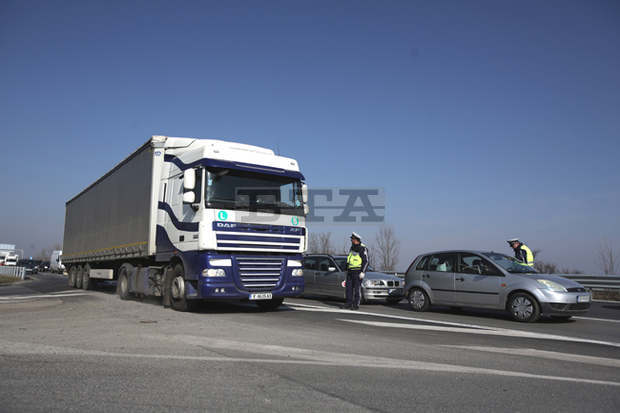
[285,303,495,330]
[574,316,620,324]
[287,302,620,348]
[0,293,92,301]
[338,319,620,348]
[1,338,619,387]
[443,345,620,368]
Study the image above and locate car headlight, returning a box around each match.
[537,279,567,292]
[363,280,383,287]
[291,268,303,277]
[202,268,226,277]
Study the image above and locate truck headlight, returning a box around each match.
[203,268,226,277]
[291,269,303,277]
[537,279,567,292]
[364,280,383,287]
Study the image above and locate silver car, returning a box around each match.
[302,254,404,303]
[404,250,591,322]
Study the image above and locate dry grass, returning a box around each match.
[0,275,21,284]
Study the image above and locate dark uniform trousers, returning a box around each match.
[346,269,362,307]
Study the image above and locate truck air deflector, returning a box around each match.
[164,155,305,180]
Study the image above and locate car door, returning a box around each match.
[302,257,318,296]
[424,253,457,304]
[315,257,342,298]
[454,253,503,308]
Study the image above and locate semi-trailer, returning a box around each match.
[62,135,308,311]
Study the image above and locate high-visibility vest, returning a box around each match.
[347,249,363,269]
[520,244,535,266]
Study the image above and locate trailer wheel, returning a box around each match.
[68,266,77,288]
[75,266,84,289]
[117,266,131,300]
[164,264,196,312]
[82,264,93,290]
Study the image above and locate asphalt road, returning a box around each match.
[1,272,619,412]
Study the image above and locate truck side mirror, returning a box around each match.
[301,183,308,203]
[303,204,310,215]
[183,192,195,203]
[183,169,196,190]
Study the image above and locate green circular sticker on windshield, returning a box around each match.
[218,211,228,221]
[291,216,299,225]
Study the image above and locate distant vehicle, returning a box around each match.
[404,250,591,322]
[18,259,41,274]
[49,250,65,273]
[302,254,404,303]
[62,136,308,311]
[4,253,18,266]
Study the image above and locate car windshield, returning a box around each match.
[483,252,538,273]
[205,168,304,215]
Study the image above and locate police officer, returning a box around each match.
[344,232,369,310]
[507,238,535,266]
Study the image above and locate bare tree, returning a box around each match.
[374,226,400,272]
[307,233,320,254]
[307,232,334,254]
[534,261,558,274]
[598,241,617,275]
[317,232,334,255]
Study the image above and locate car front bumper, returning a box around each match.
[363,287,404,301]
[536,290,591,316]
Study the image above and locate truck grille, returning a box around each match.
[234,256,284,291]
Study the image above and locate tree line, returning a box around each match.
[307,226,401,272]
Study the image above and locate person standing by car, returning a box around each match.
[344,232,369,310]
[507,238,535,267]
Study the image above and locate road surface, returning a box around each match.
[1,273,619,412]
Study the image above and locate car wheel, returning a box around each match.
[117,267,130,300]
[256,297,284,311]
[164,264,196,312]
[508,292,540,322]
[408,288,430,312]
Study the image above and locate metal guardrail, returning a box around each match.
[559,274,620,290]
[0,266,26,280]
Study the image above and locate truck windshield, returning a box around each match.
[205,168,304,215]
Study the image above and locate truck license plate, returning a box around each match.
[249,292,273,300]
[577,295,590,303]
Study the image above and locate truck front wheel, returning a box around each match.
[163,264,196,312]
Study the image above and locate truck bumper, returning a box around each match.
[194,279,304,300]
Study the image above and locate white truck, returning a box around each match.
[63,136,308,311]
[49,250,65,273]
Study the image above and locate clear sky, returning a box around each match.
[1,0,619,271]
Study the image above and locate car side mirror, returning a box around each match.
[183,169,196,190]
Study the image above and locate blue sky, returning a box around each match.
[1,0,619,271]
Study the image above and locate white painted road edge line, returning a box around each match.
[0,293,92,300]
[339,319,620,349]
[574,316,620,324]
[287,302,620,345]
[441,345,620,368]
[2,338,619,388]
